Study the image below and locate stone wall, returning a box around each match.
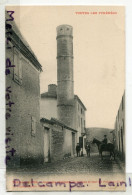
[41,119,77,162]
[6,45,44,167]
[51,124,64,161]
[63,128,72,157]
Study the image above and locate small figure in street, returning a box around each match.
[76,143,80,157]
[85,143,91,157]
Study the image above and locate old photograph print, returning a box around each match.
[6,6,125,191]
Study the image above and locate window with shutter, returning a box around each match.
[14,51,19,81]
[13,48,22,85]
[31,116,36,136]
[19,59,22,83]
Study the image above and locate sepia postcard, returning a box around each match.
[5,6,125,191]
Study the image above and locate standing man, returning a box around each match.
[85,143,91,157]
[76,143,80,157]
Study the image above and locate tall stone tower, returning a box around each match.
[56,24,74,128]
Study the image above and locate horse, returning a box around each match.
[85,144,91,157]
[92,138,115,160]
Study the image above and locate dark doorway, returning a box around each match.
[44,127,50,162]
[72,132,75,155]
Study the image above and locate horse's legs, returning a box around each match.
[100,151,103,160]
[113,151,115,160]
[109,149,115,160]
[110,150,115,160]
[110,151,112,160]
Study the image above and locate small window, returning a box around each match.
[84,120,85,128]
[81,108,83,114]
[78,116,80,127]
[13,49,22,85]
[31,116,36,136]
[81,118,83,132]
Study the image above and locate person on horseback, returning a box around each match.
[92,137,115,160]
[100,135,108,150]
[102,135,107,145]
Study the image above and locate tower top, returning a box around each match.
[56,24,73,36]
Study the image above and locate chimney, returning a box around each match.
[48,84,57,95]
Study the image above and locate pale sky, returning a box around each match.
[7,6,125,129]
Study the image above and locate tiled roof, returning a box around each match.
[41,92,57,98]
[6,11,42,71]
[74,95,87,111]
[40,117,77,132]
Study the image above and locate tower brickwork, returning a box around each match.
[56,24,74,128]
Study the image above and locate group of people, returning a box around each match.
[76,135,109,157]
[76,142,91,157]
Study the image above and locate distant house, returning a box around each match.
[6,12,44,167]
[114,92,125,161]
[40,84,86,150]
[74,95,86,140]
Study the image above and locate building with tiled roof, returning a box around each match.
[40,84,87,147]
[6,11,43,167]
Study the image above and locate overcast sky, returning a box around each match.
[7,6,125,129]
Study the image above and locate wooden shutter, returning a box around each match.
[31,116,36,136]
[14,51,19,81]
[13,48,22,84]
[19,58,22,84]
